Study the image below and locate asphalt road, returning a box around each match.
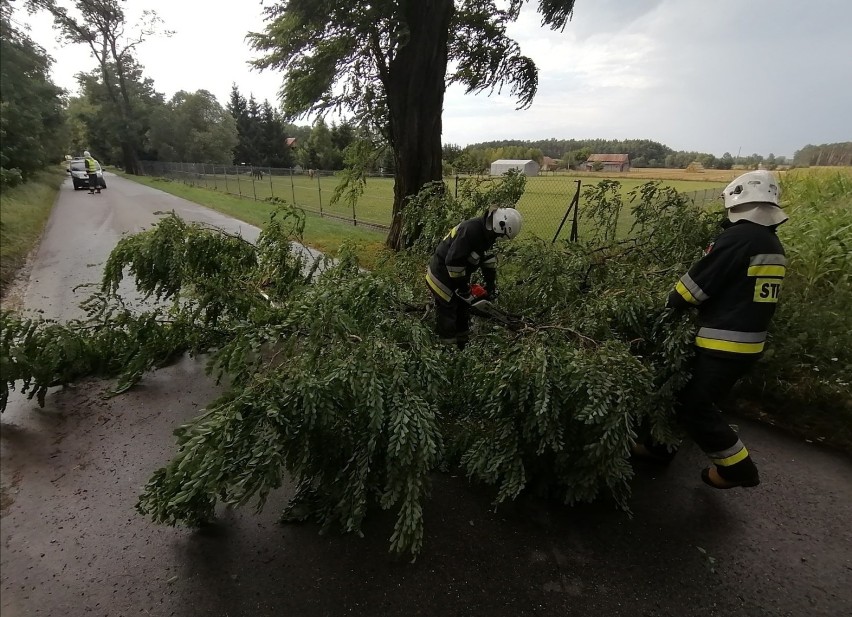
[1,173,851,617]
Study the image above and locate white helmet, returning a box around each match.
[83,150,91,158]
[489,207,523,240]
[723,171,787,226]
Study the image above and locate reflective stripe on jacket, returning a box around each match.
[427,213,497,301]
[668,220,786,357]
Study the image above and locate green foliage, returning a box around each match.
[743,170,852,417]
[68,62,164,165]
[35,0,170,172]
[401,170,527,253]
[0,0,67,183]
[581,180,624,243]
[148,90,238,164]
[9,172,847,556]
[2,205,312,408]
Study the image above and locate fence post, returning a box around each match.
[268,166,273,199]
[236,166,242,197]
[224,166,229,194]
[212,165,218,191]
[455,175,459,198]
[317,172,323,217]
[251,167,258,201]
[570,180,580,242]
[290,168,296,206]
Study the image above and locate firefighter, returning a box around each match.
[83,151,101,194]
[634,170,788,489]
[426,207,523,348]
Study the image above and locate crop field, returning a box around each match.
[168,168,728,240]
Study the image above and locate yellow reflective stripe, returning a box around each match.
[425,272,451,302]
[442,225,459,241]
[713,447,749,467]
[675,281,699,305]
[748,265,786,277]
[695,337,765,354]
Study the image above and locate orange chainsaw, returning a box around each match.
[465,284,525,331]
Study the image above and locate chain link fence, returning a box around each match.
[682,187,724,208]
[137,161,724,241]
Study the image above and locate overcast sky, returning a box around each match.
[23,0,852,157]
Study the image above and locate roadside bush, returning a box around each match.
[0,167,23,188]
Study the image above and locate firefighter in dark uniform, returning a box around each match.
[425,207,523,348]
[634,171,789,489]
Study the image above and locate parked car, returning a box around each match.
[67,158,107,190]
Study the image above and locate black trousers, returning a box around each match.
[653,352,760,482]
[88,173,100,192]
[431,291,470,348]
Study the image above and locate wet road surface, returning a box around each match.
[2,174,851,617]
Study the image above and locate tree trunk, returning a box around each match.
[383,0,454,250]
[110,43,141,175]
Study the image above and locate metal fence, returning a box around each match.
[683,187,723,208]
[136,161,724,241]
[137,161,395,232]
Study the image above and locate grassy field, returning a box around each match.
[117,174,390,269]
[0,169,65,297]
[165,169,728,241]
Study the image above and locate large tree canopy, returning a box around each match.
[249,0,578,249]
[30,0,170,174]
[0,0,66,185]
[68,61,164,163]
[149,90,238,164]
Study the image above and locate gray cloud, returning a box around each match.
[445,0,851,155]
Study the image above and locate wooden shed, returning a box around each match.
[584,154,631,172]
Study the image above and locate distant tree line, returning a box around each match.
[793,142,852,167]
[442,138,817,174]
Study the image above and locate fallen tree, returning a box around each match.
[6,171,846,555]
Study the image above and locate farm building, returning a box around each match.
[541,156,559,172]
[584,154,631,172]
[490,159,540,176]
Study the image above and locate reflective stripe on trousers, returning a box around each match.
[425,267,452,302]
[707,439,749,466]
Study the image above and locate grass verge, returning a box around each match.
[0,168,65,297]
[115,172,390,269]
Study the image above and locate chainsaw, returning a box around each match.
[465,284,525,331]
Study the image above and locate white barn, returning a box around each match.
[490,159,540,177]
